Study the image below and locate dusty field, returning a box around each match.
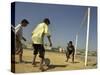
[14,49,97,73]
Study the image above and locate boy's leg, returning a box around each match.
[32,44,38,65]
[19,52,23,62]
[19,47,23,62]
[39,52,45,71]
[66,51,70,62]
[15,37,20,54]
[32,54,37,65]
[19,42,23,62]
[15,37,23,62]
[72,51,75,63]
[39,45,45,71]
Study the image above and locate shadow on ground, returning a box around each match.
[15,61,40,64]
[69,61,80,63]
[46,64,67,70]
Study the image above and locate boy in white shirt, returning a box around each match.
[32,18,52,71]
[15,19,29,62]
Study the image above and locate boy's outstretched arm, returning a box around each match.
[47,36,52,47]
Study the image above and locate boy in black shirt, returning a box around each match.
[66,41,75,63]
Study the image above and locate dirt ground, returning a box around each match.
[14,49,97,73]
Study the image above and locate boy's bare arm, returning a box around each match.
[47,36,52,47]
[22,36,26,41]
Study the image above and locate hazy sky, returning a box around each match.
[12,2,97,50]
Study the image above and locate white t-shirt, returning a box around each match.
[15,24,23,40]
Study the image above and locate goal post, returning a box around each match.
[75,33,78,56]
[85,7,91,66]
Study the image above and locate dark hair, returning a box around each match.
[43,18,50,25]
[21,19,29,24]
[69,41,72,44]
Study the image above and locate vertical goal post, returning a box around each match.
[85,7,91,66]
[74,7,91,67]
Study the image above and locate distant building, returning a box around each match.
[59,48,65,52]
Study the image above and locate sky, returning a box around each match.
[12,2,97,51]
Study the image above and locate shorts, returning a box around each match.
[32,44,45,58]
[66,50,74,58]
[15,35,23,54]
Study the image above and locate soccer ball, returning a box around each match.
[44,58,50,66]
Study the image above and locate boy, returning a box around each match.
[15,19,29,62]
[32,18,52,71]
[66,41,75,63]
